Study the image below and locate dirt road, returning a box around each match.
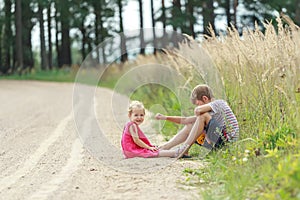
[0,80,202,200]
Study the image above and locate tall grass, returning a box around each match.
[177,17,300,199]
[203,18,299,141]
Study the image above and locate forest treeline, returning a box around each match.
[0,0,299,74]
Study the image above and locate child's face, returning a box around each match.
[129,108,145,125]
[195,96,210,106]
[195,99,205,106]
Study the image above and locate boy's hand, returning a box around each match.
[155,113,166,120]
[194,104,212,116]
[194,106,201,116]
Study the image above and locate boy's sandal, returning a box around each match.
[182,154,192,159]
[175,144,190,159]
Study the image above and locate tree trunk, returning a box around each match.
[15,0,23,72]
[187,0,195,38]
[161,0,167,48]
[172,0,182,31]
[80,20,87,61]
[295,0,300,26]
[39,2,49,70]
[22,0,34,71]
[225,0,237,28]
[138,0,145,55]
[2,0,12,73]
[94,1,106,63]
[60,1,72,67]
[225,0,231,27]
[118,0,128,62]
[55,0,61,67]
[47,1,53,69]
[0,36,2,72]
[202,0,215,36]
[150,0,157,54]
[233,0,238,28]
[161,0,166,30]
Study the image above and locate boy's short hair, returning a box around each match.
[190,84,214,104]
[128,100,145,115]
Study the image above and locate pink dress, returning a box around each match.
[121,121,159,158]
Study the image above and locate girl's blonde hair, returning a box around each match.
[190,84,214,104]
[128,100,145,115]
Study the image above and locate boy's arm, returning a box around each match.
[194,104,212,116]
[181,116,197,124]
[155,113,196,124]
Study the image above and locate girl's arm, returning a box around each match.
[155,113,196,124]
[128,124,157,151]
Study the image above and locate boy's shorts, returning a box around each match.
[195,118,227,150]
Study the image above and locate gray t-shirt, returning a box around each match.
[209,99,239,141]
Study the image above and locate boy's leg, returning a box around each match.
[184,113,211,146]
[198,118,226,152]
[159,123,193,150]
[176,113,211,158]
[205,118,224,148]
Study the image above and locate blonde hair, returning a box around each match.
[128,100,145,115]
[190,84,214,104]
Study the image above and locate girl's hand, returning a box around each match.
[148,146,158,152]
[155,113,166,120]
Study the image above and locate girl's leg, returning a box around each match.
[159,123,193,150]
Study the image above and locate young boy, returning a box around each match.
[155,84,239,158]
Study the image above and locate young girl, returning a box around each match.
[121,101,178,158]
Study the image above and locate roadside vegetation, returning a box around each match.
[0,68,76,82]
[177,18,300,199]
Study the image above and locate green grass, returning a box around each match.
[0,69,75,83]
[0,68,120,90]
[187,146,300,200]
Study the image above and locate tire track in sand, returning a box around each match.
[0,113,73,192]
[29,138,84,200]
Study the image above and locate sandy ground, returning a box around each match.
[0,80,203,200]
